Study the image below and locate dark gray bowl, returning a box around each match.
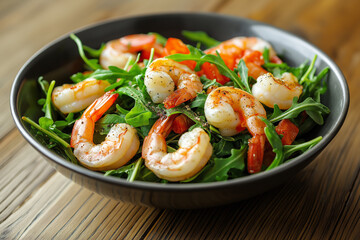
[10,13,349,209]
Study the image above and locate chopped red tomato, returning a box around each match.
[163,38,196,69]
[275,119,299,145]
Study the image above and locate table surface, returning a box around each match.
[1,0,359,239]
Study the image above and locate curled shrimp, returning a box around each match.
[52,78,110,114]
[252,72,303,109]
[206,37,278,66]
[144,58,203,109]
[142,115,213,182]
[202,37,279,83]
[70,90,140,171]
[204,86,267,173]
[100,34,163,69]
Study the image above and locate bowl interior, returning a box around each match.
[11,13,349,191]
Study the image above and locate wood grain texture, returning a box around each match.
[1,0,360,239]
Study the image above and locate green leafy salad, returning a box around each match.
[22,31,330,183]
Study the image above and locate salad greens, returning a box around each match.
[22,31,330,183]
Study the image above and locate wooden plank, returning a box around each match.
[0,130,55,223]
[0,173,71,239]
[331,171,360,239]
[0,171,162,239]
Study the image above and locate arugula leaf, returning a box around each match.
[37,79,55,119]
[236,59,251,93]
[104,163,134,178]
[116,86,153,112]
[181,30,220,48]
[263,47,270,64]
[269,97,330,124]
[89,67,139,84]
[283,136,322,159]
[145,48,155,68]
[105,158,146,182]
[70,72,90,83]
[83,44,105,58]
[22,117,78,164]
[200,76,222,90]
[105,79,125,92]
[180,165,211,183]
[45,80,55,119]
[212,139,234,157]
[300,66,329,102]
[190,93,207,109]
[148,32,167,46]
[300,55,317,84]
[166,105,208,130]
[196,146,246,182]
[166,45,248,91]
[95,114,126,135]
[125,103,153,127]
[136,165,161,182]
[261,118,284,171]
[70,33,103,70]
[38,76,49,95]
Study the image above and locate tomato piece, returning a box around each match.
[164,38,189,55]
[163,38,196,69]
[241,50,268,79]
[242,50,265,66]
[201,62,229,85]
[275,119,299,145]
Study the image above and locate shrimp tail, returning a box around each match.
[173,114,194,134]
[83,90,118,121]
[142,115,177,160]
[163,88,194,109]
[70,90,118,147]
[247,134,266,174]
[148,115,177,137]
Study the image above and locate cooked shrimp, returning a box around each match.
[52,78,110,114]
[100,34,163,69]
[144,58,203,109]
[204,86,267,173]
[70,90,140,171]
[252,72,303,109]
[206,37,277,66]
[201,37,278,84]
[142,115,212,181]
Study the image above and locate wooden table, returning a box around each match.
[1,0,359,238]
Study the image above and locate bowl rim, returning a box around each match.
[10,12,349,192]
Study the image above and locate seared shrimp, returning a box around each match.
[52,78,110,114]
[71,90,140,171]
[206,37,277,66]
[252,72,303,109]
[204,86,267,173]
[144,58,203,109]
[142,115,212,181]
[100,34,163,69]
[202,37,279,84]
